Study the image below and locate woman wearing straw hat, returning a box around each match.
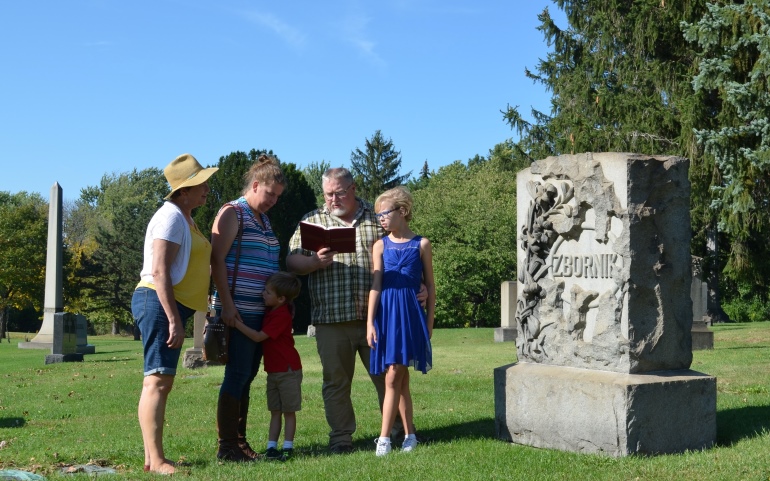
[131,153,217,475]
[210,154,286,461]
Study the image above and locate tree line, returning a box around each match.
[0,134,523,337]
[2,0,769,336]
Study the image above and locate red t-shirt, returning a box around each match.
[261,304,302,373]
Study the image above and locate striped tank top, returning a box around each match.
[212,197,280,328]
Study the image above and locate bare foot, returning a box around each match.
[149,460,176,475]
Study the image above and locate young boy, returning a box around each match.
[232,271,303,462]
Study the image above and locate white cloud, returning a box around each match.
[339,12,384,67]
[240,11,306,48]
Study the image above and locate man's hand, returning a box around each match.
[315,247,336,269]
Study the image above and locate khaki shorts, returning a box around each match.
[266,369,303,412]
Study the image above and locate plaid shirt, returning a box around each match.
[288,198,385,324]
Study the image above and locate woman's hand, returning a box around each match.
[220,304,242,327]
[166,321,185,349]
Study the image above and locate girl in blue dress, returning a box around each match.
[366,186,436,456]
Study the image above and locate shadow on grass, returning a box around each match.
[713,324,749,330]
[716,405,770,446]
[296,418,496,458]
[0,417,26,428]
[89,349,134,355]
[719,345,770,350]
[89,358,135,363]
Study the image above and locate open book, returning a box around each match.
[300,221,356,253]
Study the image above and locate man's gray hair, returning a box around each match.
[322,167,354,185]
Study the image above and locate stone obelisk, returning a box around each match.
[19,183,63,350]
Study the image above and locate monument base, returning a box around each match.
[494,363,716,456]
[182,347,221,369]
[692,321,714,350]
[45,353,84,364]
[77,344,96,354]
[494,327,517,343]
[18,342,53,350]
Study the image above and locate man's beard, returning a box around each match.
[330,206,348,217]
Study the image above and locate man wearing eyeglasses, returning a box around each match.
[287,167,424,454]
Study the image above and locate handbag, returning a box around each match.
[203,205,244,364]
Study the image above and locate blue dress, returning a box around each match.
[370,236,432,375]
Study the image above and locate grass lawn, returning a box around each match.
[1,324,769,480]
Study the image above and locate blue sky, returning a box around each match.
[1,1,565,200]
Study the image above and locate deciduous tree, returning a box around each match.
[0,192,47,337]
[411,143,527,327]
[74,169,167,335]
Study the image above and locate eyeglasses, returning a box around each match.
[375,208,397,220]
[323,183,353,200]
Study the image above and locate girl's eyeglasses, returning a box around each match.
[375,209,396,220]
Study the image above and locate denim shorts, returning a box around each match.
[132,287,195,376]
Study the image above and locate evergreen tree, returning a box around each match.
[420,160,430,181]
[194,149,273,240]
[683,1,770,297]
[406,160,432,192]
[349,130,411,202]
[504,0,737,321]
[301,160,331,206]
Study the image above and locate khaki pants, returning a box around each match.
[315,321,387,449]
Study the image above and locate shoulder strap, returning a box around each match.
[230,204,244,295]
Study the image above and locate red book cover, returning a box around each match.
[300,221,356,253]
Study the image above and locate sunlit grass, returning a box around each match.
[0,324,769,480]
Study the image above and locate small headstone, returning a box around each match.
[690,257,714,350]
[494,281,518,342]
[75,314,95,354]
[185,310,206,368]
[183,311,209,369]
[45,312,83,364]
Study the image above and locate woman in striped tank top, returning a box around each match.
[210,155,286,462]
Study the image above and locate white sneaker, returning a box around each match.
[375,437,391,457]
[402,435,418,452]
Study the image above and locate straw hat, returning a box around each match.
[163,153,218,199]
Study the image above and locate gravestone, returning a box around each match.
[75,314,96,354]
[19,183,63,351]
[494,153,716,456]
[183,311,209,369]
[45,312,83,364]
[691,257,714,350]
[494,281,518,342]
